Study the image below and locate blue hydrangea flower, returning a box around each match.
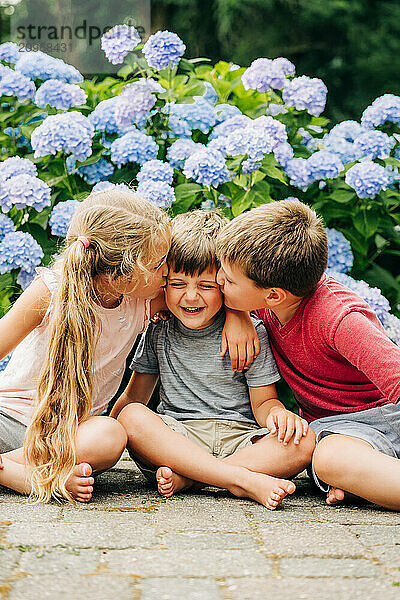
[226,128,276,160]
[166,138,202,169]
[183,148,231,188]
[142,30,185,70]
[76,158,114,185]
[326,229,353,273]
[283,158,313,191]
[361,94,400,129]
[210,115,252,141]
[345,161,389,199]
[353,130,395,160]
[165,114,192,138]
[0,42,20,63]
[307,150,344,181]
[49,199,80,236]
[0,213,15,241]
[0,156,37,181]
[242,57,295,92]
[242,158,262,174]
[114,95,155,130]
[0,231,44,280]
[274,142,294,167]
[283,76,327,117]
[110,129,158,167]
[327,121,366,142]
[167,98,216,134]
[16,51,83,83]
[326,270,391,326]
[0,353,12,372]
[137,160,174,184]
[207,136,228,156]
[214,103,242,125]
[92,182,131,193]
[266,103,288,116]
[88,97,121,134]
[35,79,87,109]
[31,112,94,162]
[0,68,35,101]
[382,313,400,346]
[251,116,288,146]
[101,24,141,65]
[137,179,175,208]
[0,174,51,213]
[323,136,360,164]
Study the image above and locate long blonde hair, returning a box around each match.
[24,190,170,503]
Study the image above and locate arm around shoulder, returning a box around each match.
[0,276,51,360]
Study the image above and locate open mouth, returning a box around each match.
[180,307,205,314]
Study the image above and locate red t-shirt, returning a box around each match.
[256,273,400,422]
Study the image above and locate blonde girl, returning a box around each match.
[0,190,170,503]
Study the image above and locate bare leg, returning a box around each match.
[312,434,400,510]
[0,416,127,503]
[118,404,296,510]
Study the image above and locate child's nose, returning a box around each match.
[185,287,199,300]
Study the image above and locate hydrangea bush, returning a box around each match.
[0,28,399,349]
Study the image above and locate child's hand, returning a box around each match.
[266,407,308,445]
[221,309,260,371]
[151,309,171,323]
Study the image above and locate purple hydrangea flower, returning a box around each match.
[0,231,44,281]
[283,158,313,191]
[31,112,94,162]
[361,94,400,129]
[283,76,327,117]
[0,68,35,101]
[49,199,80,237]
[326,229,353,273]
[92,182,132,193]
[0,42,20,63]
[307,150,344,181]
[0,156,37,180]
[143,30,185,70]
[214,103,242,125]
[166,138,202,169]
[345,161,389,199]
[183,148,231,188]
[101,24,141,65]
[0,174,51,213]
[242,57,295,92]
[0,213,15,240]
[35,79,87,109]
[137,160,174,184]
[110,129,158,167]
[274,142,294,168]
[137,179,175,208]
[16,51,83,83]
[76,158,114,185]
[353,130,395,160]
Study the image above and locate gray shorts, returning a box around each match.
[309,403,400,492]
[0,411,27,454]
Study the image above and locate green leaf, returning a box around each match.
[75,149,105,168]
[173,183,203,213]
[260,154,287,184]
[117,64,133,79]
[251,180,272,205]
[231,188,251,217]
[352,207,379,238]
[29,207,50,229]
[329,189,356,204]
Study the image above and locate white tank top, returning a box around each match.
[0,267,149,425]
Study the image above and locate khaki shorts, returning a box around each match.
[132,415,270,481]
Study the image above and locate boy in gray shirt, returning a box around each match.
[112,211,315,510]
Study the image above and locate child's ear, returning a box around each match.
[265,288,287,304]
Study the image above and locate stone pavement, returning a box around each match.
[1,455,399,600]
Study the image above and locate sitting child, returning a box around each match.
[216,198,400,510]
[111,210,315,510]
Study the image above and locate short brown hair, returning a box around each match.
[216,199,328,297]
[168,210,228,275]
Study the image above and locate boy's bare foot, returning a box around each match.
[156,466,193,498]
[326,486,346,505]
[66,462,95,503]
[230,469,296,510]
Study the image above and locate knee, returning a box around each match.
[93,416,127,457]
[118,403,153,436]
[312,435,345,482]
[297,427,316,466]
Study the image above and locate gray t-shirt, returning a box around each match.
[130,310,280,424]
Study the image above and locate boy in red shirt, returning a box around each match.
[217,199,400,510]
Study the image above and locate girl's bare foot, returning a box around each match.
[230,468,296,510]
[156,466,193,498]
[66,462,94,502]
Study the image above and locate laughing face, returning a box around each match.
[165,267,223,330]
